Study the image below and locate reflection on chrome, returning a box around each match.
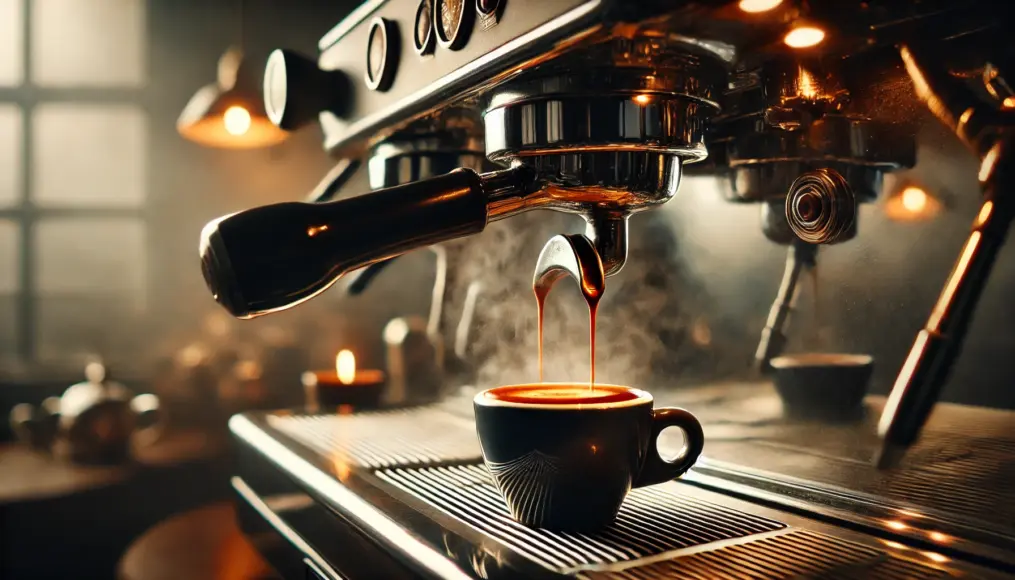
[885,520,909,531]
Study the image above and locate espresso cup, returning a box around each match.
[473,383,704,531]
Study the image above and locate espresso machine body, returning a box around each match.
[211,1,1015,578]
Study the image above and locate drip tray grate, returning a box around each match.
[580,530,950,580]
[376,463,785,573]
[267,407,481,468]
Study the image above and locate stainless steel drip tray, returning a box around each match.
[266,404,482,468]
[234,412,1012,579]
[377,463,785,573]
[374,462,995,579]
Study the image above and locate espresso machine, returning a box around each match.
[200,1,1015,578]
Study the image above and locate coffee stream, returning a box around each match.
[534,290,602,386]
[533,240,605,389]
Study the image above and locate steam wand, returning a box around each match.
[875,44,1015,469]
[755,238,818,371]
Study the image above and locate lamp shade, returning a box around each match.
[177,47,288,149]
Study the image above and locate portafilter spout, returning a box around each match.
[533,234,606,305]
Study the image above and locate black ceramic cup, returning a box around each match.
[473,383,704,531]
[770,353,874,420]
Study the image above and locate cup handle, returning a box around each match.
[633,407,705,488]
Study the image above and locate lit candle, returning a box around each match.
[302,350,386,411]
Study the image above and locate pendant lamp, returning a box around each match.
[177,1,287,149]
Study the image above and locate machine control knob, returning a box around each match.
[785,168,857,244]
[263,49,351,131]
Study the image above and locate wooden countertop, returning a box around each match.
[0,429,228,505]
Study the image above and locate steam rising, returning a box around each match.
[444,209,718,390]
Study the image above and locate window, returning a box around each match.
[0,0,149,369]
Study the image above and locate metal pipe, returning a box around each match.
[755,239,818,371]
[876,44,1015,469]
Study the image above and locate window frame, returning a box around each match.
[0,0,151,363]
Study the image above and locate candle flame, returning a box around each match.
[336,350,356,384]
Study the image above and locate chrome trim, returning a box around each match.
[324,0,604,153]
[229,414,473,580]
[319,0,388,51]
[685,458,1015,570]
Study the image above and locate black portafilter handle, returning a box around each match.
[200,166,536,318]
[201,169,490,319]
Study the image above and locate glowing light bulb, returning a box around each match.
[336,350,356,384]
[223,106,251,136]
[739,0,782,13]
[901,186,928,213]
[785,26,825,48]
[633,94,652,105]
[1003,97,1015,109]
[924,552,949,564]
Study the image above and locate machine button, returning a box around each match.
[365,17,398,91]
[434,0,473,50]
[414,0,435,56]
[263,49,351,130]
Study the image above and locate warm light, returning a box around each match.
[223,106,251,136]
[336,350,356,384]
[307,225,329,237]
[785,26,826,48]
[739,0,782,12]
[235,360,263,381]
[980,141,1002,182]
[928,531,951,543]
[976,201,994,227]
[924,552,949,564]
[691,318,712,346]
[885,520,908,531]
[885,186,941,222]
[331,453,351,482]
[633,94,652,105]
[797,67,817,99]
[178,344,208,367]
[1003,97,1015,109]
[881,540,906,550]
[897,509,924,518]
[901,187,928,212]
